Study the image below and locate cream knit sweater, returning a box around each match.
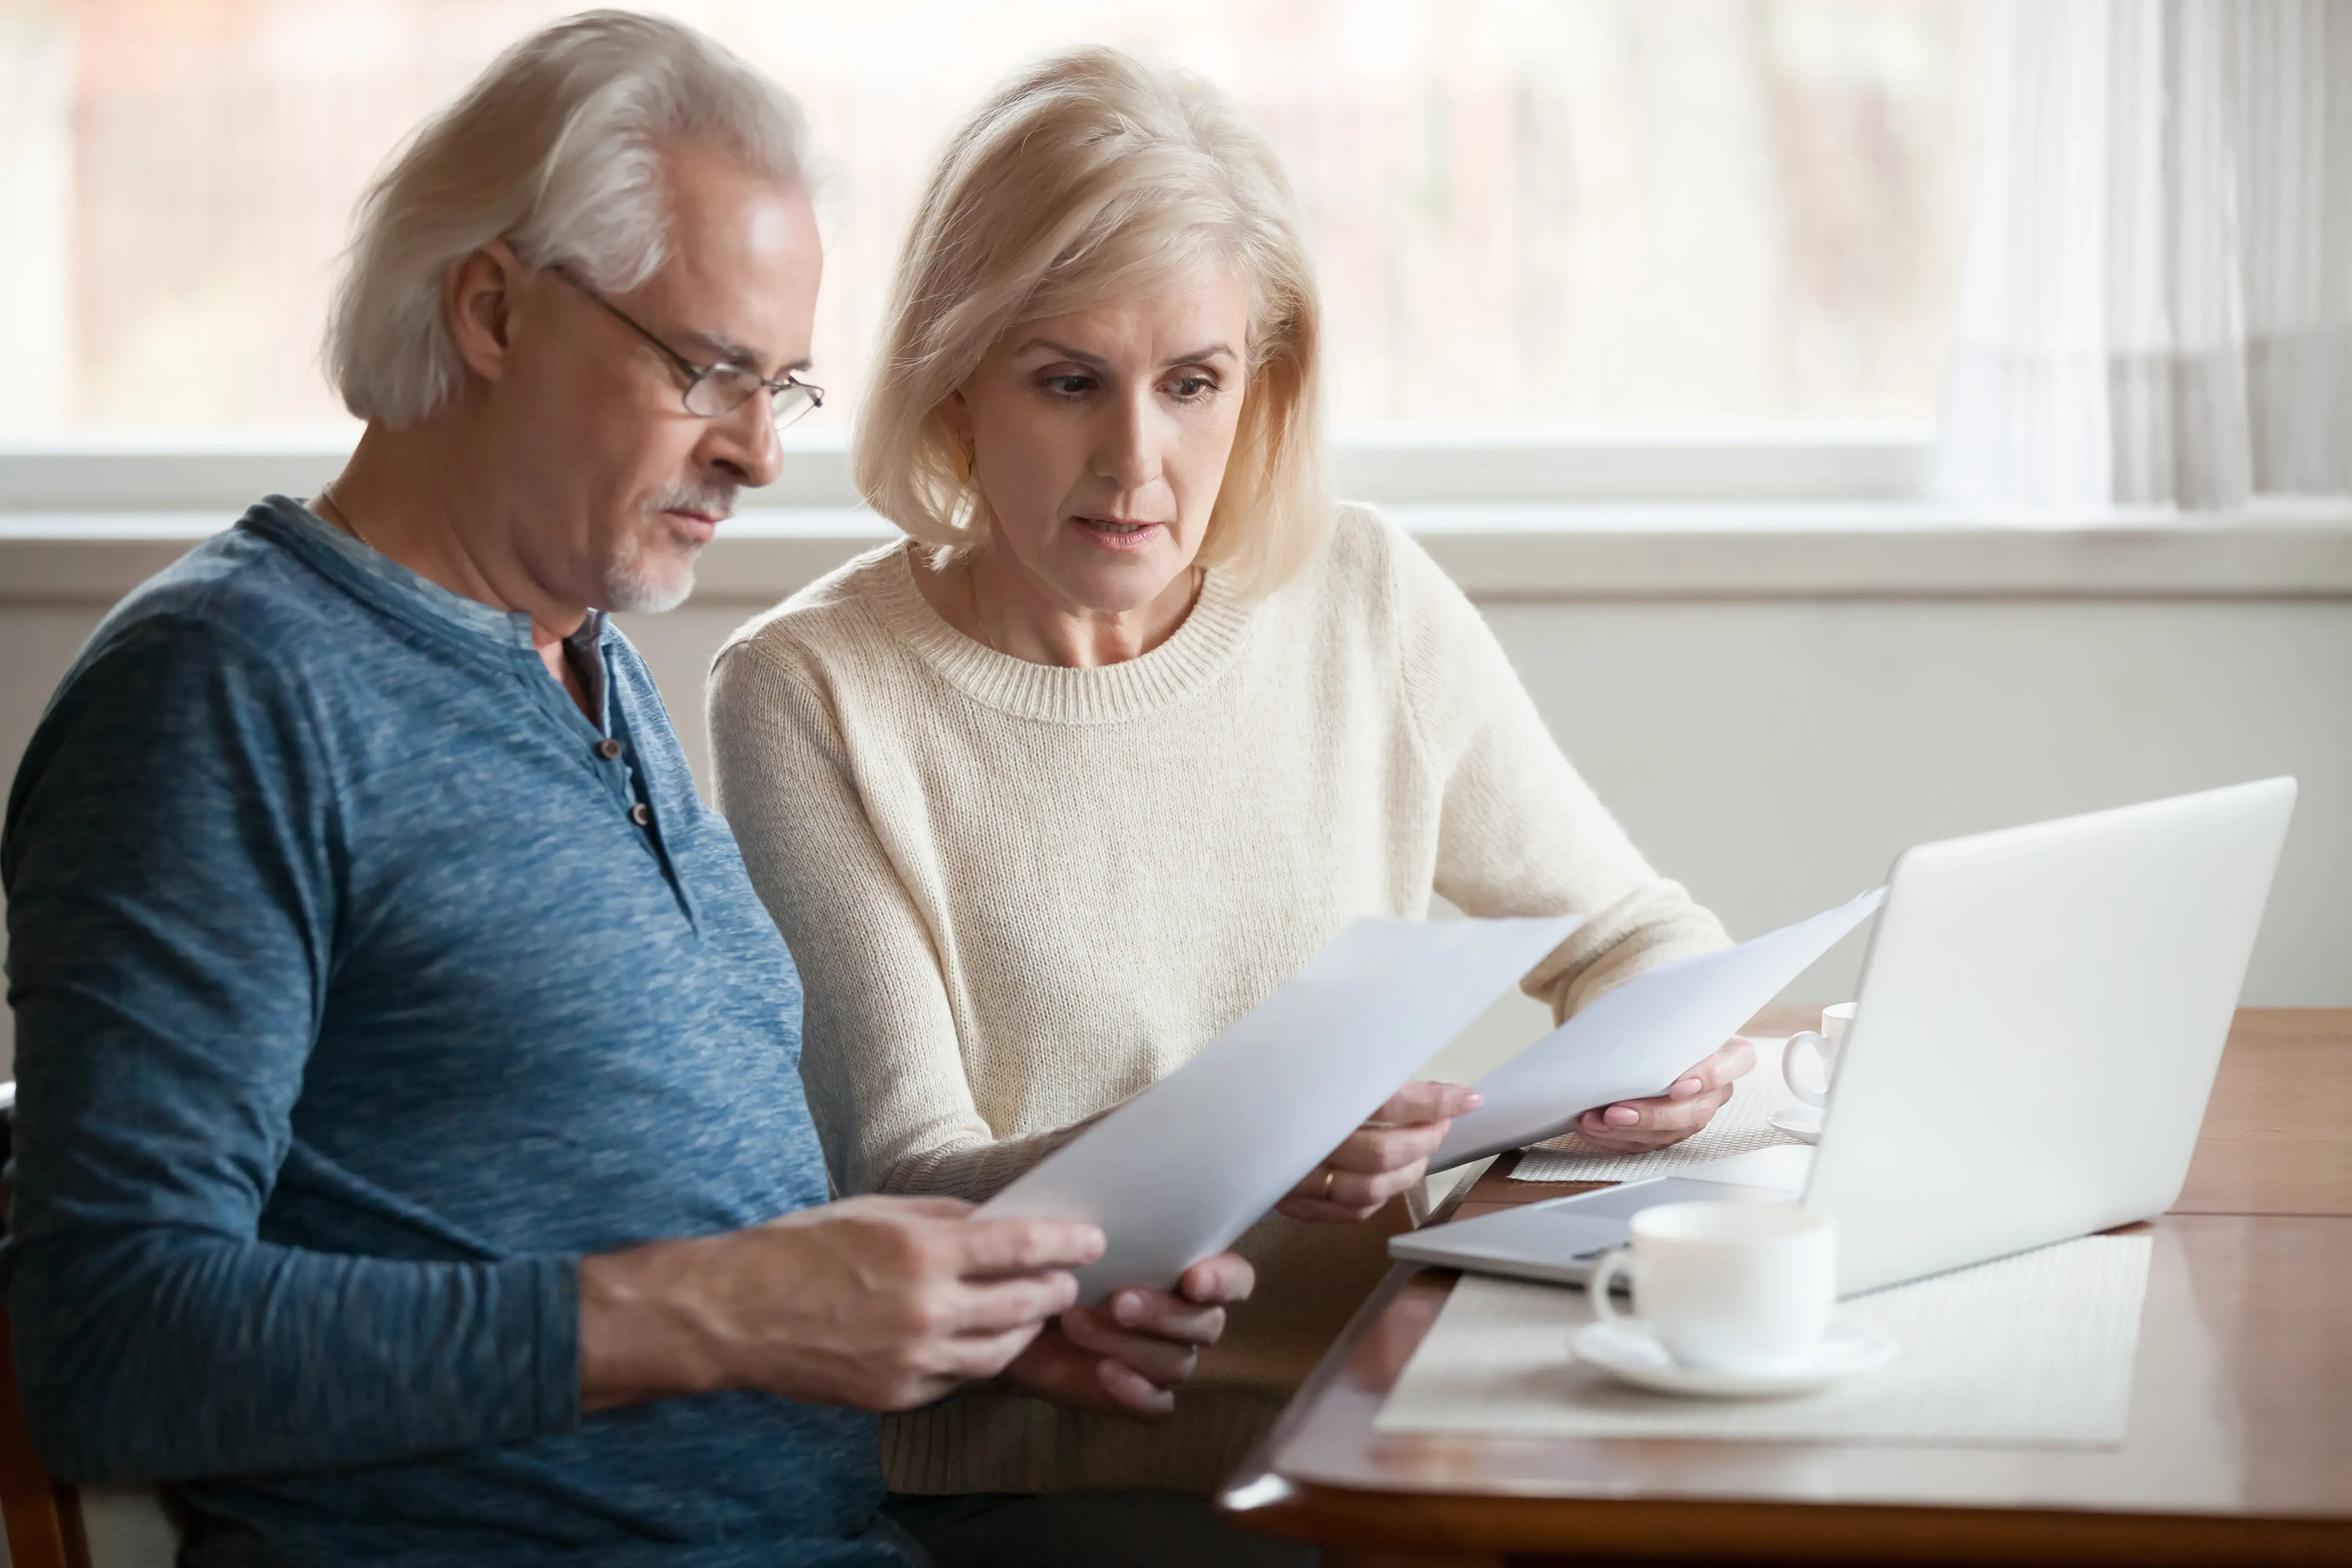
[707,503,1729,1496]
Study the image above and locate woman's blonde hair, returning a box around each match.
[853,47,1330,599]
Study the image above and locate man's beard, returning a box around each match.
[602,482,735,614]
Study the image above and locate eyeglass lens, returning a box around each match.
[685,364,823,427]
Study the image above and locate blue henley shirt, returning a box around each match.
[1,498,910,1566]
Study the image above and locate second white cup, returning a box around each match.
[1587,1201,1838,1373]
[1781,1001,1857,1110]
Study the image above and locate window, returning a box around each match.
[0,0,1985,443]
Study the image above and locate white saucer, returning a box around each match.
[1571,1318,1898,1399]
[1769,1103,1825,1143]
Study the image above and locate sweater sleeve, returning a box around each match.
[708,637,1088,1202]
[1377,511,1732,1019]
[0,617,578,1483]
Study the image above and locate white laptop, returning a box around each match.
[1391,777,2297,1296]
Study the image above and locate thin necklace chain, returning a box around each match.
[315,480,373,551]
[964,555,999,654]
[962,552,1204,661]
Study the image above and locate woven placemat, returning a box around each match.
[1375,1233,2151,1446]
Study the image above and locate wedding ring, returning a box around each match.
[1319,1166,1336,1201]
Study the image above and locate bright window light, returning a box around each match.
[0,0,1986,439]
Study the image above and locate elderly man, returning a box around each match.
[0,14,1247,1566]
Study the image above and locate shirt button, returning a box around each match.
[596,738,623,760]
[629,802,652,828]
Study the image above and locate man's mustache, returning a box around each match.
[646,484,737,521]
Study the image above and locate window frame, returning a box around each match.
[0,423,1929,515]
[4,426,2347,609]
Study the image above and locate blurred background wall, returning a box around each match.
[9,527,2346,1082]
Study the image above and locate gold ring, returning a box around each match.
[1319,1166,1336,1201]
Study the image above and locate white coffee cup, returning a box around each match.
[1586,1201,1838,1373]
[1781,1002,1856,1110]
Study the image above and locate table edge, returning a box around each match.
[1217,1475,2352,1564]
[1217,1130,2352,1559]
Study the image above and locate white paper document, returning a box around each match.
[1431,887,1886,1171]
[977,913,1581,1303]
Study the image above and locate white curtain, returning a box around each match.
[1932,0,2352,510]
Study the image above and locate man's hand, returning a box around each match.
[577,1195,1104,1414]
[1278,1081,1480,1223]
[1570,1036,1756,1153]
[1003,1251,1255,1419]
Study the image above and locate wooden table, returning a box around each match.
[1217,1008,2352,1566]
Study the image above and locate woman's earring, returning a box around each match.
[952,439,975,485]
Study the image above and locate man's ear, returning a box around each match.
[444,239,531,384]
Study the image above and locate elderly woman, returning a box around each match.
[709,44,1746,1537]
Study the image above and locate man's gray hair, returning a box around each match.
[325,10,811,429]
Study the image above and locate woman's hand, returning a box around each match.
[1001,1251,1254,1419]
[1277,1081,1481,1224]
[1569,1036,1756,1153]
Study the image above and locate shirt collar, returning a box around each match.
[261,494,608,655]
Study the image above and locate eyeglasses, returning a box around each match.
[546,265,824,429]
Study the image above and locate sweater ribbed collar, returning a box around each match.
[865,542,1256,725]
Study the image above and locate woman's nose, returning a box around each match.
[1091,389,1161,490]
